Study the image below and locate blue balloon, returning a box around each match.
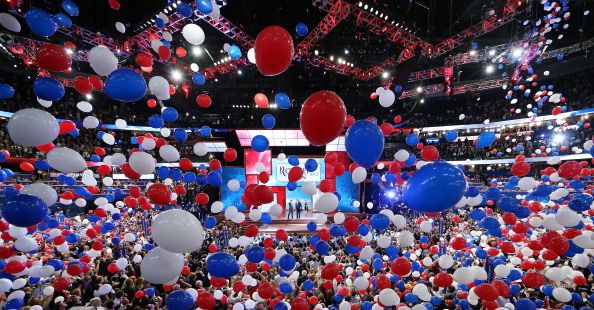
[406,134,420,146]
[104,68,147,102]
[403,161,466,212]
[405,153,417,167]
[304,158,318,172]
[515,298,536,310]
[200,126,211,137]
[157,166,170,179]
[1,194,48,227]
[303,280,314,290]
[345,120,384,168]
[155,18,165,28]
[279,282,293,294]
[275,92,291,109]
[315,240,330,255]
[170,168,183,181]
[183,172,196,183]
[288,155,299,166]
[206,252,239,278]
[61,0,79,16]
[295,22,309,36]
[207,171,222,187]
[228,45,242,59]
[445,130,458,142]
[476,131,497,148]
[469,209,486,220]
[33,77,65,101]
[204,216,217,229]
[274,302,289,310]
[173,128,188,142]
[25,8,57,37]
[195,0,213,14]
[262,114,276,129]
[192,72,206,85]
[166,290,194,310]
[371,173,381,184]
[245,246,265,263]
[278,254,296,271]
[4,298,24,310]
[53,13,72,27]
[307,221,317,231]
[161,107,179,122]
[251,135,269,152]
[177,2,193,17]
[369,214,390,231]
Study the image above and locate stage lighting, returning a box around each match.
[86,94,93,100]
[65,48,73,55]
[469,50,477,56]
[488,49,496,56]
[237,70,243,75]
[416,86,423,93]
[512,48,523,58]
[344,49,349,55]
[329,55,334,61]
[386,191,396,198]
[382,71,389,79]
[420,98,425,104]
[358,2,363,7]
[553,134,565,144]
[314,49,319,55]
[364,4,368,10]
[192,46,202,56]
[171,70,182,81]
[485,65,494,74]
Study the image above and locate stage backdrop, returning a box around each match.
[221,167,247,212]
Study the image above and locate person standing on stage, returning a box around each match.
[296,199,302,219]
[287,200,294,219]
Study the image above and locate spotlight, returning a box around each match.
[65,48,73,55]
[364,4,368,9]
[485,65,494,74]
[86,94,93,100]
[192,46,202,55]
[469,50,477,56]
[380,13,383,18]
[386,191,396,198]
[553,134,564,144]
[488,49,496,56]
[384,15,388,20]
[512,48,523,58]
[171,70,182,81]
[359,1,363,7]
[344,49,349,55]
[382,71,389,78]
[314,49,319,55]
[330,55,334,61]
[237,70,242,75]
[420,98,425,104]
[416,86,423,93]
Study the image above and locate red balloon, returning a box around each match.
[321,263,340,280]
[522,272,545,288]
[19,162,35,172]
[343,216,360,233]
[254,26,294,76]
[179,158,193,171]
[59,120,76,135]
[73,76,93,94]
[325,152,338,164]
[195,193,209,205]
[88,75,103,91]
[474,283,499,301]
[134,290,144,299]
[67,263,83,276]
[254,93,269,108]
[264,247,275,260]
[223,148,237,162]
[390,257,411,276]
[53,277,71,291]
[254,185,274,204]
[108,0,120,10]
[120,163,141,180]
[197,292,216,309]
[158,45,171,61]
[288,166,304,182]
[291,297,309,310]
[275,229,288,241]
[345,115,356,127]
[511,161,531,176]
[135,52,153,67]
[175,47,187,58]
[300,91,347,146]
[232,281,245,293]
[147,99,157,108]
[257,282,275,299]
[450,237,466,250]
[552,106,562,115]
[333,163,345,176]
[4,260,26,274]
[380,123,393,136]
[319,179,333,192]
[258,171,270,183]
[36,44,72,72]
[394,115,402,123]
[147,183,171,205]
[420,145,439,161]
[434,272,453,287]
[558,161,581,178]
[245,224,259,237]
[375,274,391,289]
[196,94,212,108]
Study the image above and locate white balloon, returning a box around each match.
[193,143,208,156]
[83,116,100,128]
[190,63,199,72]
[352,167,367,183]
[419,221,432,233]
[379,288,399,306]
[353,277,369,290]
[162,31,173,42]
[377,235,391,248]
[182,24,205,45]
[9,226,28,238]
[334,212,345,224]
[0,13,21,32]
[115,257,129,270]
[7,108,59,146]
[151,39,163,53]
[247,48,256,64]
[152,210,204,253]
[398,230,414,247]
[438,255,454,269]
[88,46,118,76]
[315,213,327,224]
[453,267,474,284]
[47,147,87,173]
[555,208,581,227]
[249,209,262,221]
[76,101,93,112]
[314,193,339,213]
[209,1,220,19]
[98,284,112,295]
[115,22,126,33]
[254,163,265,173]
[42,286,55,296]
[552,287,571,302]
[302,181,318,195]
[115,119,127,129]
[149,76,170,100]
[14,237,38,253]
[394,149,409,162]
[111,153,126,165]
[160,127,171,138]
[129,152,156,175]
[75,198,87,207]
[211,201,224,213]
[159,145,180,162]
[494,264,510,278]
[21,183,58,206]
[140,247,184,284]
[141,138,156,150]
[102,133,115,145]
[379,90,396,107]
[518,177,537,191]
[392,214,406,229]
[0,279,12,293]
[37,97,52,108]
[227,179,240,191]
[269,204,282,217]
